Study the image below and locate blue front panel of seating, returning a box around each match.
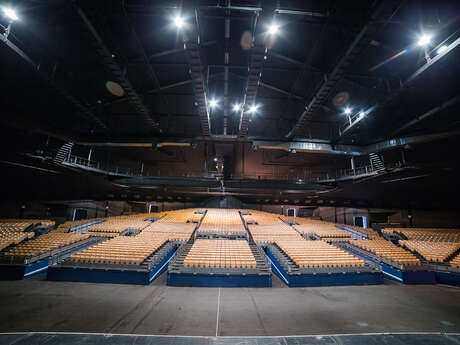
[381,264,435,284]
[264,248,291,285]
[435,271,460,286]
[47,247,178,285]
[265,248,383,287]
[47,266,149,285]
[167,273,271,287]
[148,247,176,283]
[0,258,50,280]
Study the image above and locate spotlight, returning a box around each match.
[232,103,241,112]
[248,104,259,114]
[344,107,352,115]
[2,7,19,21]
[267,23,279,36]
[209,98,218,108]
[417,34,432,46]
[213,157,218,162]
[358,111,365,119]
[437,45,448,54]
[173,15,185,29]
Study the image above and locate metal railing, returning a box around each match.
[62,154,401,182]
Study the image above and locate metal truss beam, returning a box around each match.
[238,7,275,137]
[340,35,460,137]
[287,0,402,138]
[76,6,158,130]
[1,31,108,132]
[180,10,212,136]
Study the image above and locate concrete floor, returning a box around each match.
[0,273,459,337]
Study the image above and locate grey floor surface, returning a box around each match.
[0,273,459,337]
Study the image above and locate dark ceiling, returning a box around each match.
[1,0,460,208]
[1,0,459,141]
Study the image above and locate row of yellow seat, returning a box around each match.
[351,239,421,266]
[69,234,169,265]
[276,239,365,268]
[451,255,460,268]
[4,233,90,258]
[399,240,460,263]
[87,217,151,233]
[0,231,34,251]
[54,218,103,233]
[184,239,257,268]
[383,228,460,242]
[295,224,351,238]
[198,209,246,234]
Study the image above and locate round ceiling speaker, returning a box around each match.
[106,81,125,97]
[332,91,349,107]
[240,31,253,51]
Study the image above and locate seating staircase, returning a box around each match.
[269,244,300,274]
[54,142,73,164]
[445,248,460,263]
[168,238,194,273]
[369,152,385,172]
[249,243,271,274]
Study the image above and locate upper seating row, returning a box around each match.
[383,228,460,242]
[69,233,169,265]
[276,239,365,268]
[198,209,246,234]
[351,239,421,266]
[399,240,460,263]
[3,233,90,259]
[184,239,256,268]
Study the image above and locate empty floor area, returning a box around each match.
[0,274,459,337]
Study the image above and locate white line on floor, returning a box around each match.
[0,331,459,338]
[216,287,221,337]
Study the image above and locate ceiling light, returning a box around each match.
[209,98,218,108]
[268,23,279,36]
[173,15,185,29]
[248,104,259,114]
[344,107,352,115]
[2,7,19,21]
[358,111,365,119]
[417,34,432,46]
[437,45,448,54]
[232,103,241,112]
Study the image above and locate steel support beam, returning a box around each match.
[391,95,460,136]
[254,130,460,155]
[287,1,401,138]
[238,6,276,137]
[1,30,108,132]
[180,9,211,136]
[76,6,158,130]
[340,35,460,137]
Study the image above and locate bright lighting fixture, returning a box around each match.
[232,103,241,112]
[173,15,184,29]
[209,99,218,108]
[358,111,365,119]
[248,105,258,114]
[2,7,19,21]
[437,45,448,54]
[268,23,279,36]
[344,107,352,115]
[417,34,432,46]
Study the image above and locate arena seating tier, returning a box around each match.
[399,240,460,262]
[383,228,460,242]
[351,239,421,266]
[3,233,90,259]
[69,233,169,265]
[184,239,256,268]
[276,239,365,268]
[198,209,246,234]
